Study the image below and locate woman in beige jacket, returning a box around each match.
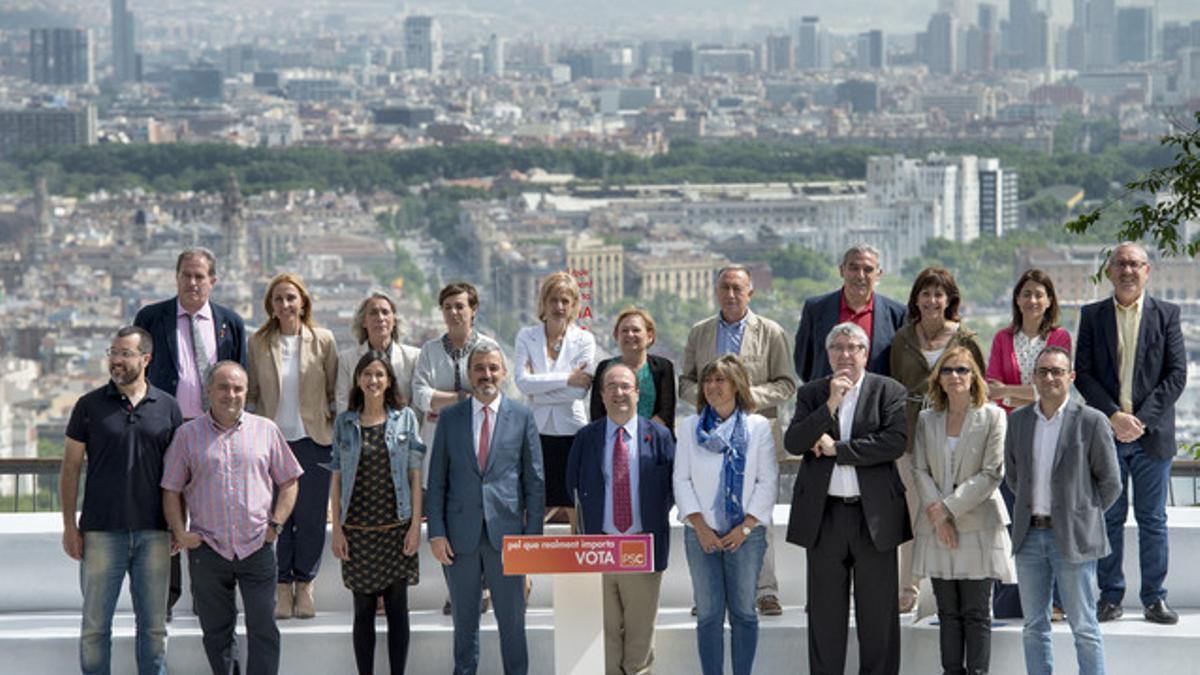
[248,272,339,619]
[912,345,1014,675]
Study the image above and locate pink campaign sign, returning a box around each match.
[502,534,654,575]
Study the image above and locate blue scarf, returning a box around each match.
[695,405,749,535]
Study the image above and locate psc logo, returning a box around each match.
[619,540,648,568]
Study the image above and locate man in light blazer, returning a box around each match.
[784,321,910,675]
[567,363,675,675]
[1075,242,1188,625]
[1006,346,1121,675]
[426,343,545,675]
[793,244,907,384]
[679,264,796,615]
[133,247,246,620]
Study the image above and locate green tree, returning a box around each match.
[1067,111,1200,259]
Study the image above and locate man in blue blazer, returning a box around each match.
[132,247,246,619]
[426,343,545,675]
[567,363,675,675]
[1075,242,1188,625]
[793,244,906,383]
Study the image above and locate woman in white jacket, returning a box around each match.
[673,354,777,675]
[513,271,595,528]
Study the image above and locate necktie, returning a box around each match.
[188,313,211,410]
[478,406,490,473]
[613,428,632,533]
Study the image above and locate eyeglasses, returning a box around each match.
[827,343,865,355]
[1109,259,1147,270]
[1035,367,1070,379]
[939,366,971,377]
[106,348,143,359]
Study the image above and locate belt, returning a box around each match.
[829,495,861,505]
[1030,515,1053,529]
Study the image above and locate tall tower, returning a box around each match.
[221,170,246,274]
[403,16,442,73]
[30,28,94,85]
[111,0,137,82]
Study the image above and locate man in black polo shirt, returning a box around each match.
[60,325,182,675]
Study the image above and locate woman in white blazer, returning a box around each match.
[911,345,1015,675]
[673,355,776,675]
[513,271,595,527]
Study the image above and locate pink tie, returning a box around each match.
[613,428,632,533]
[478,406,490,473]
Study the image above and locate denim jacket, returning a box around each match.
[325,407,425,524]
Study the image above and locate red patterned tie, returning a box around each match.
[478,406,490,473]
[613,428,632,533]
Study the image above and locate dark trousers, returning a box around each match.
[189,542,280,675]
[168,553,181,611]
[932,578,993,675]
[806,498,900,675]
[445,526,528,675]
[1098,440,1171,606]
[352,578,411,675]
[278,438,331,584]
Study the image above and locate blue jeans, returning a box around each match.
[79,530,171,675]
[1098,440,1171,606]
[1015,528,1105,675]
[684,525,767,675]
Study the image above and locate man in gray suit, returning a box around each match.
[1006,346,1121,675]
[426,343,545,675]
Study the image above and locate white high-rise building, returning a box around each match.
[404,16,442,73]
[485,33,505,77]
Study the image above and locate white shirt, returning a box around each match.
[1031,397,1069,517]
[827,374,864,498]
[472,394,502,461]
[275,335,306,441]
[673,413,779,531]
[602,417,642,534]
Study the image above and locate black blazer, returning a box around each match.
[784,373,911,552]
[590,355,676,438]
[793,289,907,384]
[133,297,248,396]
[566,415,675,571]
[1075,294,1187,460]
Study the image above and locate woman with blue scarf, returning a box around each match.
[673,354,778,675]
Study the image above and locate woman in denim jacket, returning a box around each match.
[327,350,425,675]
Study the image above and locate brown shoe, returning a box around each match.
[1051,605,1066,622]
[294,581,316,619]
[275,583,294,620]
[756,595,783,616]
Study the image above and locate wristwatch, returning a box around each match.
[741,524,754,537]
[269,520,283,536]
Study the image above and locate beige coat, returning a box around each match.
[678,310,797,460]
[247,325,339,446]
[911,404,1009,538]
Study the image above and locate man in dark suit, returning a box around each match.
[793,244,907,384]
[784,321,910,675]
[132,247,247,619]
[567,363,675,675]
[1007,345,1121,674]
[1075,242,1187,625]
[426,343,545,675]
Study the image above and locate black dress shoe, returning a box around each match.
[1144,599,1179,625]
[1096,601,1123,622]
[442,599,452,616]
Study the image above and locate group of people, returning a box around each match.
[58,239,1186,675]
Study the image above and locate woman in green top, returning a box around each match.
[590,307,677,438]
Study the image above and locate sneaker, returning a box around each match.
[1096,600,1123,622]
[1144,599,1179,625]
[756,595,783,616]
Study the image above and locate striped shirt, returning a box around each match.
[161,411,303,561]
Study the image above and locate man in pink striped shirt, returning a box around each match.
[162,361,302,675]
